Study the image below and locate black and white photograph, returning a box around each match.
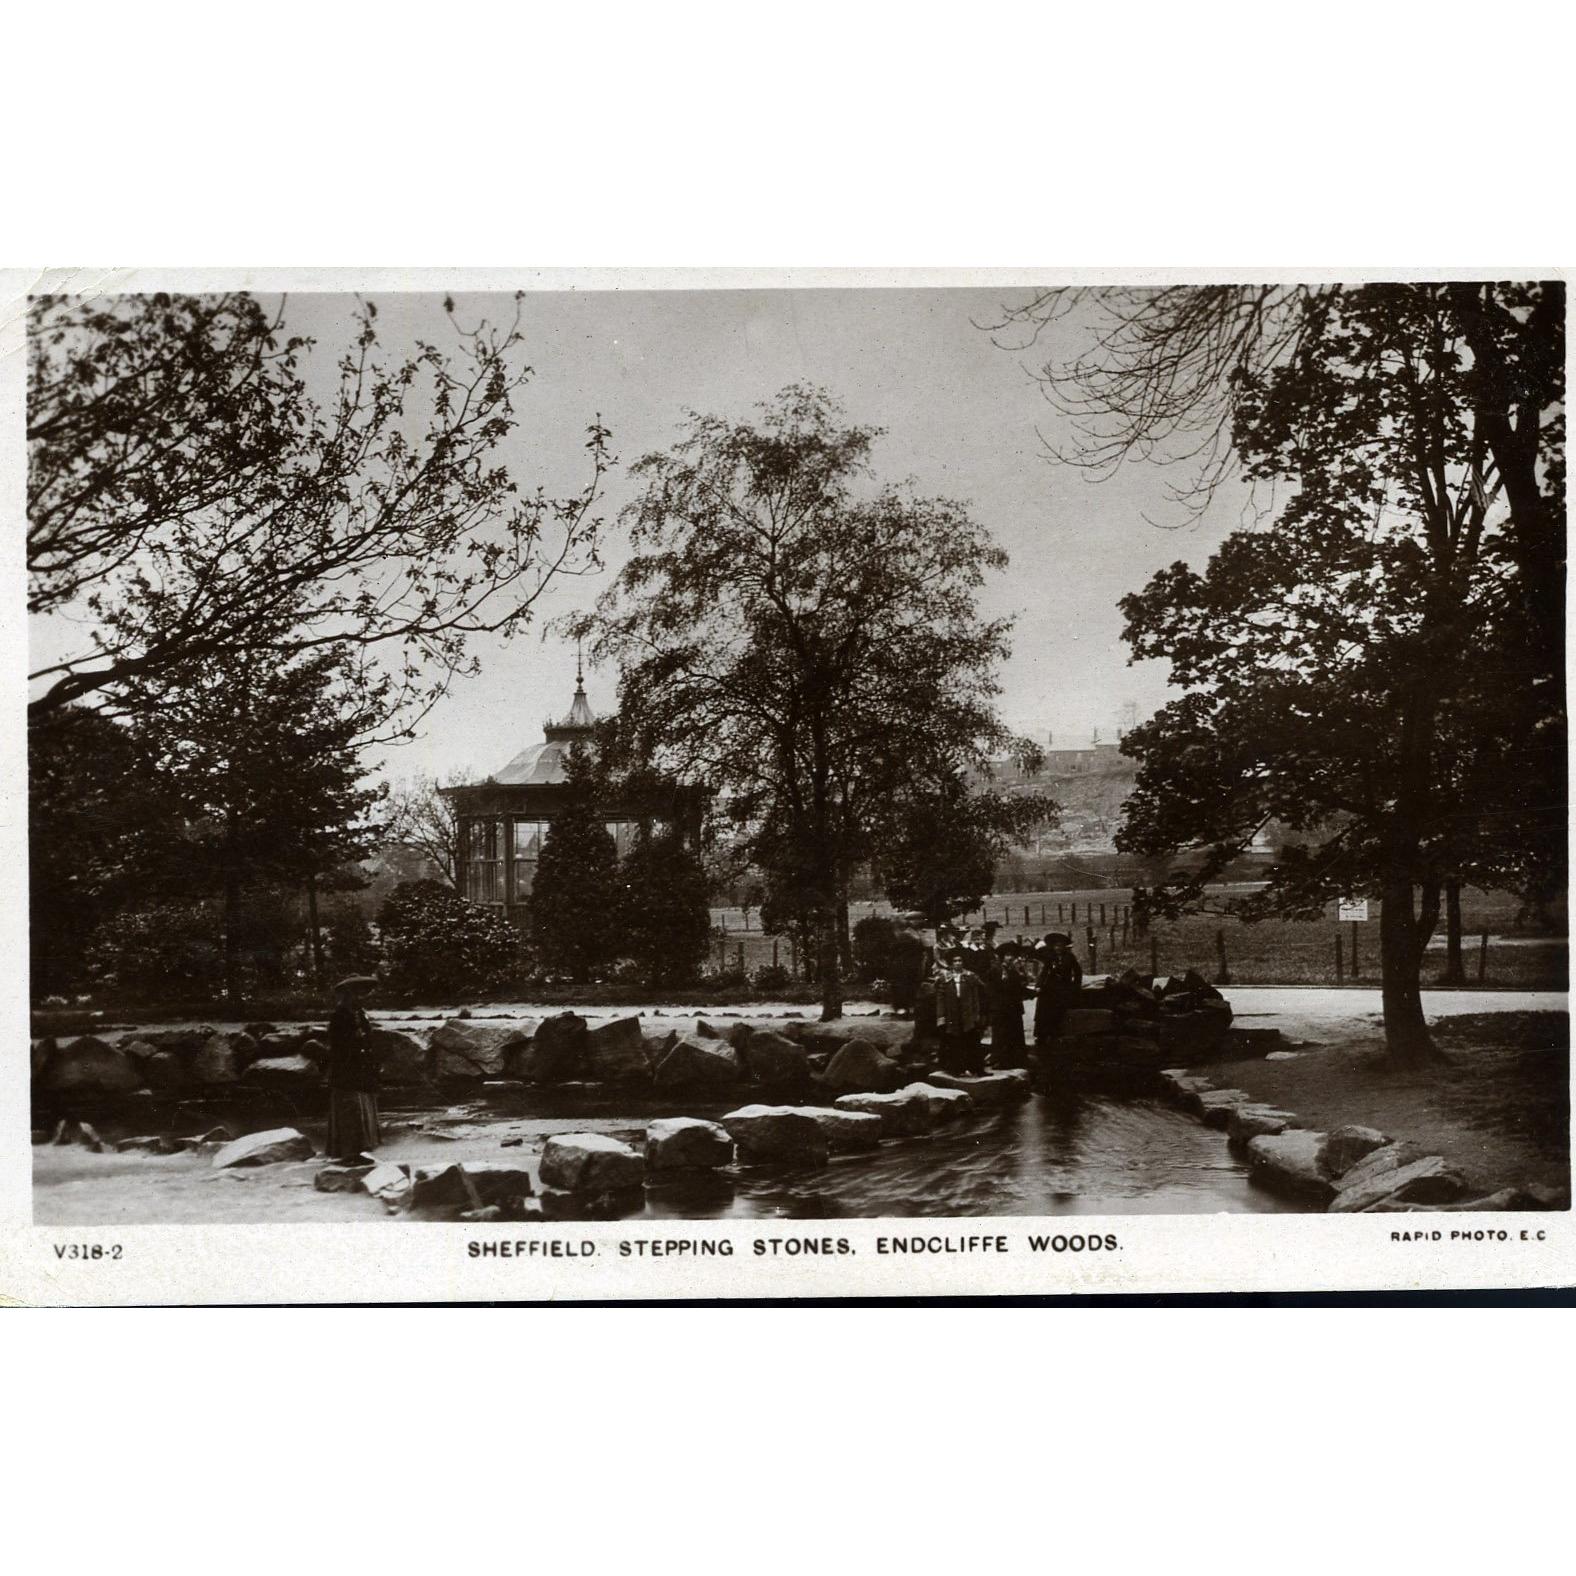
[16,273,1568,1260]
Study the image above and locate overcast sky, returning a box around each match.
[37,285,1255,783]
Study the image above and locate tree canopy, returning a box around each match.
[580,385,1042,1018]
[1102,283,1564,1061]
[28,290,610,728]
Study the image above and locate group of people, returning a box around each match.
[914,923,1084,1076]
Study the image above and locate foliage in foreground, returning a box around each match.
[377,880,524,998]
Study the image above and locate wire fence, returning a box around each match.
[708,886,1569,989]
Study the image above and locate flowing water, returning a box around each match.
[32,1080,1303,1222]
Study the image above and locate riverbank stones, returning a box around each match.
[720,1105,829,1165]
[820,1038,903,1093]
[39,1036,144,1094]
[585,1017,649,1083]
[646,1117,734,1170]
[211,1127,315,1169]
[655,1036,742,1089]
[786,1107,884,1152]
[540,1133,645,1192]
[741,1032,810,1086]
[1226,1106,1302,1145]
[897,1082,974,1122]
[1320,1125,1391,1178]
[1245,1130,1335,1202]
[924,1069,1030,1107]
[1328,1153,1466,1213]
[833,1089,932,1136]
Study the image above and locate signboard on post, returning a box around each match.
[1338,899,1369,922]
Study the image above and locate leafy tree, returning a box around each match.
[28,704,176,995]
[377,879,522,998]
[383,766,471,885]
[1111,284,1563,1062]
[614,826,714,987]
[129,638,386,1005]
[86,901,226,1000]
[873,772,1056,927]
[28,290,610,723]
[527,746,620,981]
[581,385,1041,1019]
[851,915,897,982]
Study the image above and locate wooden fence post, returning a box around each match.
[1215,927,1231,986]
[1335,932,1344,984]
[1350,920,1360,980]
[1478,930,1489,983]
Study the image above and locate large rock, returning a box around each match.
[430,1018,529,1080]
[1329,1155,1467,1213]
[39,1036,143,1093]
[241,1054,321,1088]
[584,1017,650,1083]
[211,1127,315,1169]
[315,1162,376,1193]
[741,1031,810,1087]
[540,1133,645,1192]
[189,1032,242,1085]
[512,1013,587,1082]
[1245,1130,1335,1202]
[645,1117,734,1170]
[819,1038,902,1093]
[833,1089,932,1136]
[1321,1125,1390,1178]
[1329,1142,1408,1195]
[786,1107,884,1152]
[139,1025,217,1054]
[1227,1105,1302,1145]
[655,1036,742,1089]
[361,1162,412,1205]
[455,1160,536,1205]
[897,1082,974,1122]
[720,1105,830,1166]
[410,1163,483,1209]
[370,1028,430,1085]
[1060,1008,1120,1038]
[1155,1006,1235,1060]
[923,1069,1029,1108]
[1160,1068,1216,1102]
[1195,1089,1257,1129]
[31,1037,57,1078]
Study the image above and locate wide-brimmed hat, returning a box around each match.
[334,975,378,993]
[1041,932,1072,947]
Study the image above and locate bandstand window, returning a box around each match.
[512,820,548,896]
[465,818,506,904]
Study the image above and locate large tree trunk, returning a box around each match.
[1439,877,1465,985]
[1379,871,1439,1064]
[818,911,844,1021]
[223,869,242,1009]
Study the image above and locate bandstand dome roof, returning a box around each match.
[490,675,597,786]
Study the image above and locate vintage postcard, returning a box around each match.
[2,267,1569,1304]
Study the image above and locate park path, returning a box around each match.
[1226,986,1565,1045]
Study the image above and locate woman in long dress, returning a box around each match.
[326,976,380,1160]
[1032,933,1084,1050]
[988,945,1033,1068]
